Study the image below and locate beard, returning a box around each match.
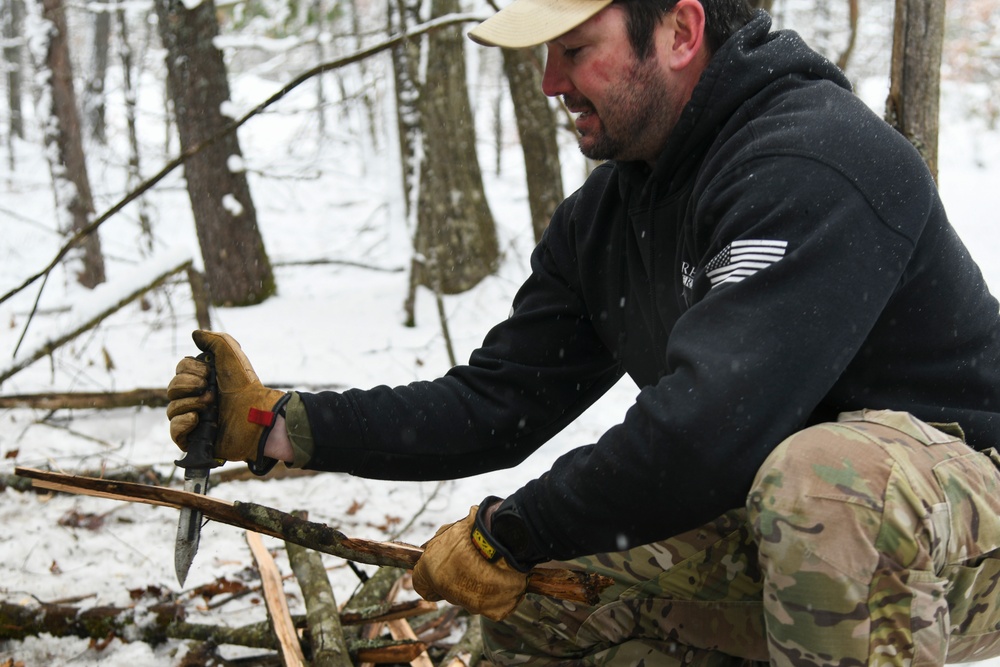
[566,55,682,163]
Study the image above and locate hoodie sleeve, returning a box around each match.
[297,190,625,481]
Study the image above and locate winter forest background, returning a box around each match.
[1,0,1000,663]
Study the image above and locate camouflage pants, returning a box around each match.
[482,410,1000,666]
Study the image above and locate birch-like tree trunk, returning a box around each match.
[388,0,422,218]
[117,4,154,249]
[3,0,24,141]
[886,0,945,181]
[154,0,276,306]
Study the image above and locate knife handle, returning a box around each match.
[175,352,222,471]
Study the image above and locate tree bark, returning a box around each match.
[412,0,499,295]
[154,0,276,306]
[439,616,483,667]
[286,512,354,667]
[41,0,106,288]
[502,46,563,243]
[885,0,945,181]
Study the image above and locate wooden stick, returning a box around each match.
[246,531,307,667]
[15,467,612,605]
[387,618,434,667]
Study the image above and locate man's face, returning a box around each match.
[542,6,685,164]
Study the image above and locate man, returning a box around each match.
[167,0,1000,663]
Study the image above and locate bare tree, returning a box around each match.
[502,46,563,243]
[835,0,859,72]
[409,0,499,297]
[886,0,945,181]
[84,7,111,143]
[40,0,106,288]
[154,0,276,306]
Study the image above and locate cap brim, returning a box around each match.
[468,0,613,48]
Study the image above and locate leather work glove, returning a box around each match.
[166,330,288,468]
[412,503,531,621]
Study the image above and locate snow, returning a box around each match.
[2,9,1000,667]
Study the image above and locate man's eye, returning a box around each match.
[564,46,582,59]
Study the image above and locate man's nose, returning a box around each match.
[541,45,570,97]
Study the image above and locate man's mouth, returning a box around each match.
[564,96,595,118]
[564,97,597,133]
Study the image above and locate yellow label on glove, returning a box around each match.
[471,527,497,560]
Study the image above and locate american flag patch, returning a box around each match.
[705,239,788,288]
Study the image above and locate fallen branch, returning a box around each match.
[0,462,314,496]
[15,467,612,605]
[0,599,424,661]
[0,388,170,410]
[0,599,183,643]
[0,385,343,413]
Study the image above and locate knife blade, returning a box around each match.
[174,351,222,586]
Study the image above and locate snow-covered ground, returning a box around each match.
[2,8,1000,666]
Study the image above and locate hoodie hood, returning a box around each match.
[620,11,853,198]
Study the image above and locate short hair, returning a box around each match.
[615,0,756,59]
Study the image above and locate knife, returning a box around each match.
[174,351,222,586]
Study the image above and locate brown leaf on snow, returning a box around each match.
[346,499,365,515]
[58,509,106,530]
[4,449,18,459]
[49,560,62,575]
[192,577,248,601]
[369,515,402,533]
[129,584,168,602]
[89,631,116,651]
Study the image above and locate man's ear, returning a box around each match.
[664,0,707,70]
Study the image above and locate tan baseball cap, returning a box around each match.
[468,0,614,48]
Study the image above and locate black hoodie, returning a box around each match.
[299,13,1000,560]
